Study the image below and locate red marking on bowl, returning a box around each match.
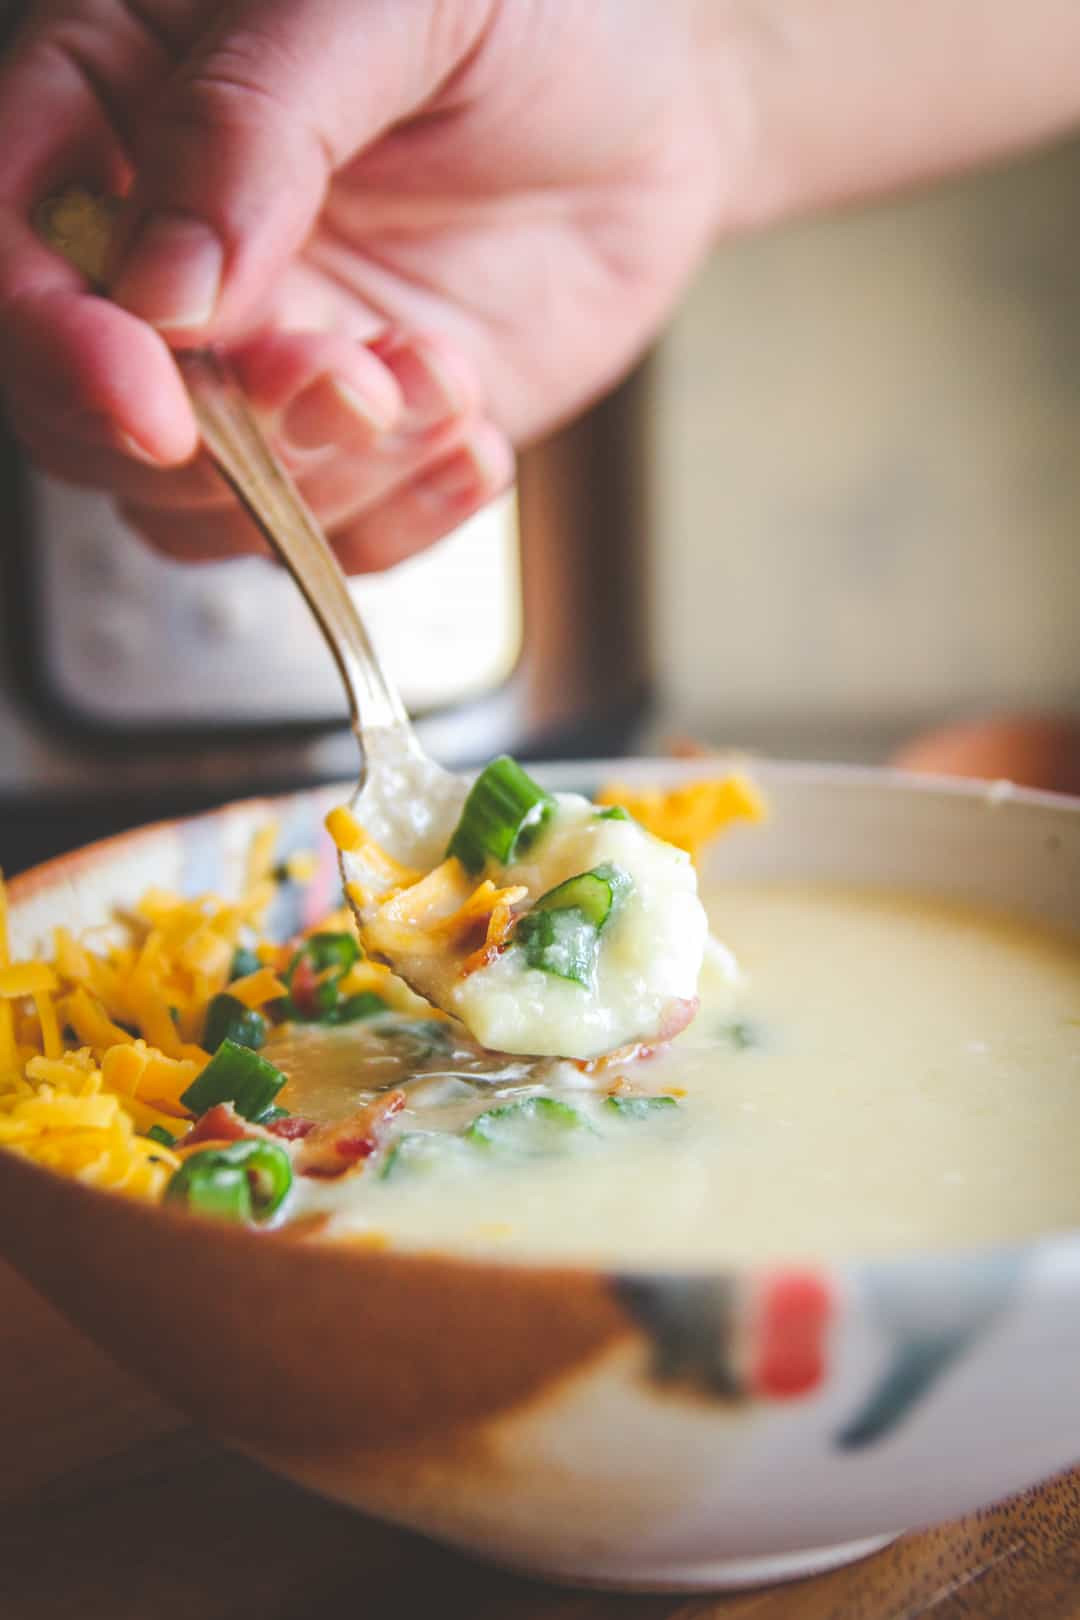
[750,1271,831,1398]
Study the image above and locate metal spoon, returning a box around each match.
[36,189,470,998]
[173,349,472,932]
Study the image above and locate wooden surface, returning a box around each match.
[3,1258,1080,1620]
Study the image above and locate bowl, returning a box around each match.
[2,759,1079,1592]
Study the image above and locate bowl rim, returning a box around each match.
[4,755,1079,1286]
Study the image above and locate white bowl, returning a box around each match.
[2,759,1078,1591]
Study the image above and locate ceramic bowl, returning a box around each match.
[2,760,1079,1592]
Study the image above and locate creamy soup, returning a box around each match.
[348,772,708,1060]
[272,882,1080,1265]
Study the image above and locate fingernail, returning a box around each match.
[111,213,223,331]
[371,332,470,427]
[117,431,167,466]
[414,444,487,512]
[282,375,387,451]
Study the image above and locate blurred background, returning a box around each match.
[1,132,1078,872]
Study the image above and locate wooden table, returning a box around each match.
[3,1257,1079,1620]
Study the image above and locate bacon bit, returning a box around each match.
[435,881,528,943]
[573,1042,650,1076]
[461,939,506,978]
[461,895,526,977]
[655,995,699,1043]
[179,1101,278,1151]
[182,1102,250,1146]
[266,1114,318,1141]
[296,1089,406,1178]
[288,956,322,1019]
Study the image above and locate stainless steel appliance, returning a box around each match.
[0,373,652,873]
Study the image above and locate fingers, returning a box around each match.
[331,420,515,573]
[0,285,199,465]
[0,9,202,464]
[120,415,515,572]
[110,0,494,340]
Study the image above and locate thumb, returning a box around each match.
[110,0,490,339]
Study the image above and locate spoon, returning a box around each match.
[36,191,472,974]
[38,189,708,1060]
[162,351,473,952]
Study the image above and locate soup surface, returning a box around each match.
[275,882,1080,1265]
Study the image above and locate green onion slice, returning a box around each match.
[604,1095,679,1119]
[596,804,630,821]
[514,863,633,985]
[164,1139,292,1224]
[284,931,362,1021]
[531,862,632,928]
[515,908,599,986]
[327,990,387,1025]
[380,1131,470,1179]
[145,1123,178,1147]
[446,756,554,874]
[203,992,268,1053]
[180,1038,286,1122]
[229,946,262,982]
[465,1095,584,1153]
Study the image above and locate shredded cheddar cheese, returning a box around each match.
[594,775,767,860]
[325,808,421,891]
[0,815,442,1200]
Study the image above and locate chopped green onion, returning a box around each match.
[596,804,630,821]
[604,1095,679,1119]
[515,907,599,986]
[720,1020,762,1051]
[284,931,362,1021]
[446,756,554,874]
[379,1131,470,1179]
[294,932,360,977]
[164,1139,292,1224]
[145,1123,178,1147]
[203,992,268,1053]
[531,862,632,929]
[229,946,261,982]
[465,1095,584,1154]
[327,990,387,1024]
[515,863,633,985]
[180,1038,286,1122]
[383,1018,454,1062]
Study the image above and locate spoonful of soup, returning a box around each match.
[38,190,708,1060]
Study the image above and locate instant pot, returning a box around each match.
[0,372,652,874]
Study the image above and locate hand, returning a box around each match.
[0,1,722,571]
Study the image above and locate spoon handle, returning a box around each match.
[178,347,410,741]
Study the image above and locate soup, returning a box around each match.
[275,881,1080,1265]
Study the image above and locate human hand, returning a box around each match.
[0,0,722,570]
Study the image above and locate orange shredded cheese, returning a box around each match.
[326,808,422,891]
[228,967,288,1010]
[595,774,767,859]
[0,961,58,999]
[325,805,363,853]
[34,990,62,1061]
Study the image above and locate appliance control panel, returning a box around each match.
[28,475,521,731]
